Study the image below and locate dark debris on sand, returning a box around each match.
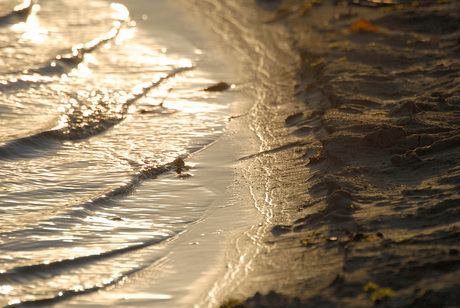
[222,0,460,307]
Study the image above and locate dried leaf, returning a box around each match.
[371,288,395,303]
[349,18,380,33]
[364,281,379,291]
[308,151,323,164]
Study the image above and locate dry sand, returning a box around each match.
[184,0,459,307]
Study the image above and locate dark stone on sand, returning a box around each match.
[171,157,186,168]
[170,157,191,174]
[203,82,231,92]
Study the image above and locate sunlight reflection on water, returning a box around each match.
[0,0,236,305]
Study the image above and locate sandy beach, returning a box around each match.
[1,0,457,306]
[182,0,460,307]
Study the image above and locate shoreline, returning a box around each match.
[48,1,263,307]
[179,1,313,306]
[183,0,460,307]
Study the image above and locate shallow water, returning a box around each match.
[0,0,241,306]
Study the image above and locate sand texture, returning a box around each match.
[209,0,460,307]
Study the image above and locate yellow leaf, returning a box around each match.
[371,288,395,303]
[364,282,379,291]
[328,43,339,49]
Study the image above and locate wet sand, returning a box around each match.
[183,0,460,307]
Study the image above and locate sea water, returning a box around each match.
[0,0,241,306]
